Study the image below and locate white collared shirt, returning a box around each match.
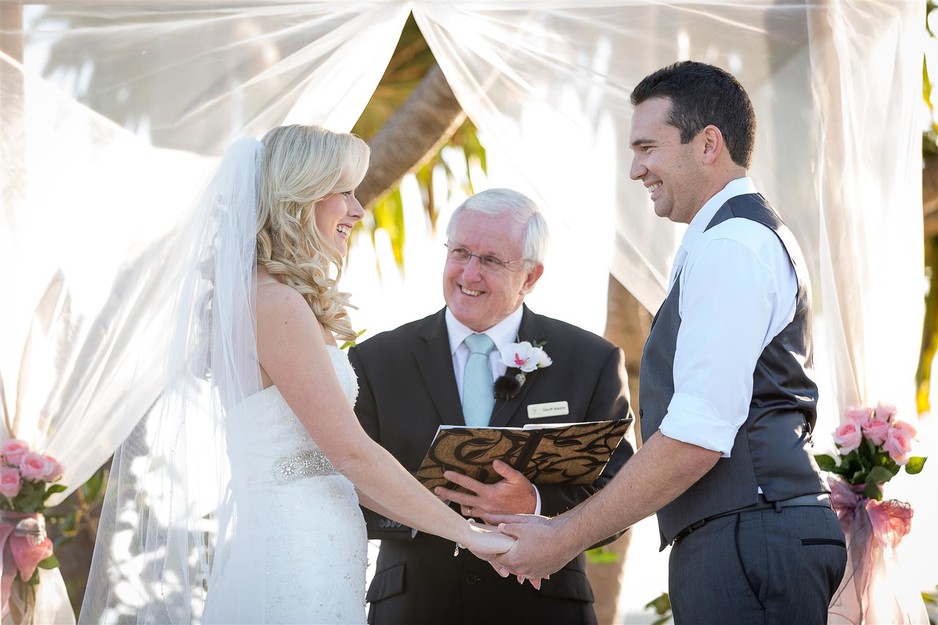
[658,177,799,457]
[446,306,523,398]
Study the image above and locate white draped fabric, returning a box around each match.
[0,0,931,622]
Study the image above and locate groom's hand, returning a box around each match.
[484,513,574,582]
[434,459,537,518]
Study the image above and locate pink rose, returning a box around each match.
[883,421,916,465]
[844,405,872,426]
[891,419,917,440]
[0,467,21,499]
[19,452,52,481]
[1,440,30,466]
[833,421,862,453]
[862,420,890,446]
[871,402,897,425]
[42,455,64,482]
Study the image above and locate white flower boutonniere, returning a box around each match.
[494,341,551,399]
[499,341,552,372]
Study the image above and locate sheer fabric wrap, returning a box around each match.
[0,2,922,619]
[79,138,264,624]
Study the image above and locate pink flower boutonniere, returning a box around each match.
[494,341,551,399]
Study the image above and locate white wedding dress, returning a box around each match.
[202,346,368,624]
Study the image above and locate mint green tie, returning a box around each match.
[462,333,496,427]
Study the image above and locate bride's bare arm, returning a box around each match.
[354,490,397,522]
[255,284,511,556]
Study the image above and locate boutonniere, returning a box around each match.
[494,340,551,399]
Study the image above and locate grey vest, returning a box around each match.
[639,193,826,548]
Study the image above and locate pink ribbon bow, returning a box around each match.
[829,477,913,546]
[827,476,915,624]
[864,498,912,548]
[0,511,53,617]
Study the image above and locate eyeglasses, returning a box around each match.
[444,243,529,273]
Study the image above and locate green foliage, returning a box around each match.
[340,329,367,350]
[45,464,107,549]
[1,479,45,514]
[922,585,937,625]
[814,453,837,472]
[357,118,486,273]
[922,0,938,158]
[921,0,938,413]
[38,554,60,570]
[44,463,110,617]
[906,455,928,474]
[0,478,67,515]
[917,237,938,413]
[352,15,436,140]
[350,14,486,273]
[370,188,406,272]
[585,546,620,565]
[924,64,938,159]
[644,592,673,625]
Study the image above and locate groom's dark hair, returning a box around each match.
[631,61,756,169]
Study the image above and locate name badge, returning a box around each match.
[527,401,569,419]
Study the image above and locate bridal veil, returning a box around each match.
[79,138,264,623]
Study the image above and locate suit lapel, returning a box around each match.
[415,309,465,427]
[489,307,546,428]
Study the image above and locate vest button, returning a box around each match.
[465,574,480,586]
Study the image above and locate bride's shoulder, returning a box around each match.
[256,282,313,323]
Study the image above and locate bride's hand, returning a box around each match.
[461,520,514,560]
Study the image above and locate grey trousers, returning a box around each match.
[668,505,847,624]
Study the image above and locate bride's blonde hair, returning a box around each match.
[256,125,370,342]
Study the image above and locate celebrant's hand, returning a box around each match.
[435,460,537,518]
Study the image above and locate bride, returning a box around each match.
[82,125,512,624]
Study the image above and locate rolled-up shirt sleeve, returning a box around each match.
[659,393,740,456]
[658,228,795,457]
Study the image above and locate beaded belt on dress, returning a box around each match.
[273,448,339,483]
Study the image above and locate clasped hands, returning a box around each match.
[434,460,573,589]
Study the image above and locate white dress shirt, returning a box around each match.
[446,306,522,397]
[658,177,799,457]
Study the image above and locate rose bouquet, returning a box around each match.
[0,439,66,624]
[815,403,926,501]
[816,404,929,624]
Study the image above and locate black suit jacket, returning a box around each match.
[349,305,634,625]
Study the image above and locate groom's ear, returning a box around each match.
[520,263,544,295]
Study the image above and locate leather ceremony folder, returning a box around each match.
[415,418,632,492]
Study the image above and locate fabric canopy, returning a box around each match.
[0,0,932,621]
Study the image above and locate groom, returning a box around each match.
[349,188,634,625]
[488,62,847,624]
